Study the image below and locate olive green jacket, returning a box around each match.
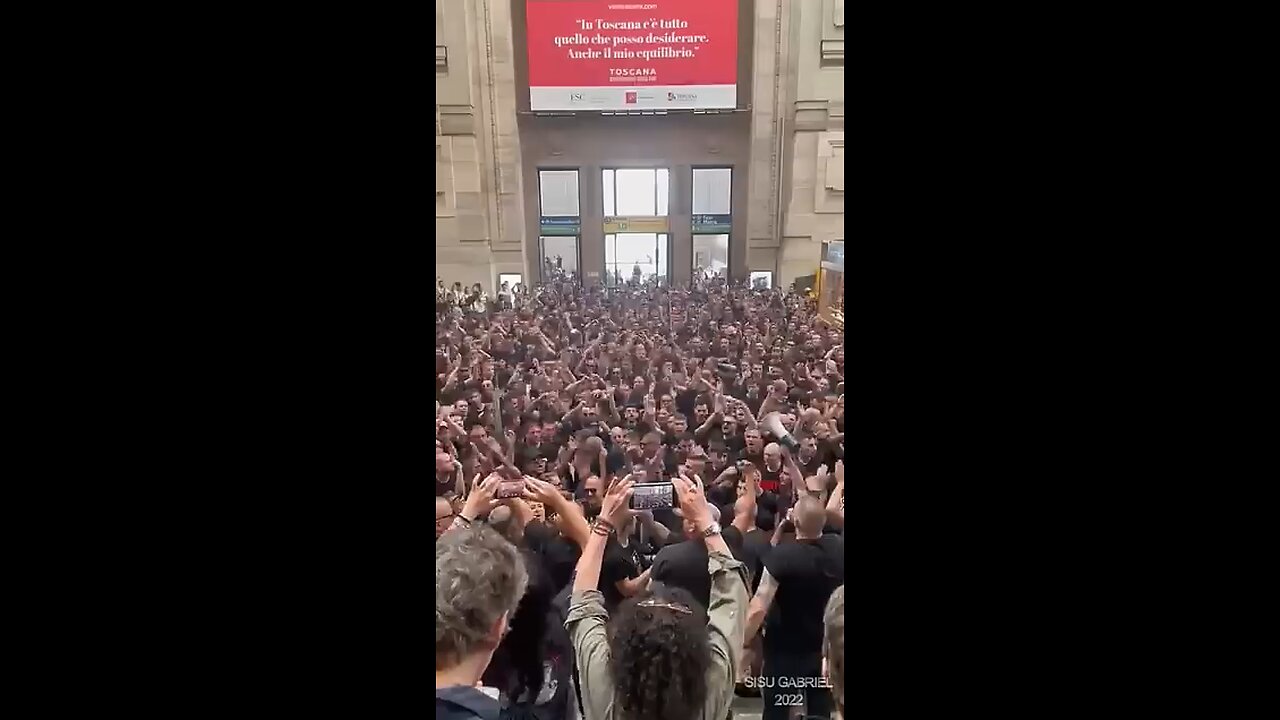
[565,552,749,720]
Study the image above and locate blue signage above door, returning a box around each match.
[540,216,581,236]
[692,214,732,233]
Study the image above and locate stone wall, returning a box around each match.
[436,0,528,291]
[747,0,845,288]
[436,0,844,291]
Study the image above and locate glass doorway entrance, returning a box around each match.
[540,235,579,282]
[605,233,669,286]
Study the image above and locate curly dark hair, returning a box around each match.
[483,548,552,701]
[606,584,712,720]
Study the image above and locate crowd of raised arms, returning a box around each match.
[435,270,845,720]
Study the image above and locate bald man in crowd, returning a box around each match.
[743,495,844,720]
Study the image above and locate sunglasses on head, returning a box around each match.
[637,599,692,614]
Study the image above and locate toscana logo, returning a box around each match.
[667,90,698,102]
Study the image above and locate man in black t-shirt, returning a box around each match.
[597,513,651,612]
[744,496,843,720]
[758,442,786,493]
[795,434,825,480]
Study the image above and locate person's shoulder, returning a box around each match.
[436,685,500,720]
[763,538,802,566]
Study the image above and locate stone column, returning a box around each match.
[434,0,528,291]
[746,0,789,277]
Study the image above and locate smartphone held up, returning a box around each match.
[629,482,674,510]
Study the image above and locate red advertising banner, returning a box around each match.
[526,0,738,111]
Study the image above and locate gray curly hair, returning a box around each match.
[436,523,528,670]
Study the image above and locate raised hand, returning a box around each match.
[521,476,564,506]
[461,472,503,520]
[600,476,635,527]
[671,473,712,531]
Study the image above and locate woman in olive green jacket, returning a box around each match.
[565,475,749,720]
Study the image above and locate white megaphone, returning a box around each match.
[760,412,800,453]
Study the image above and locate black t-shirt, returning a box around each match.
[796,452,824,480]
[762,534,844,655]
[599,535,643,611]
[758,462,785,493]
[538,441,560,461]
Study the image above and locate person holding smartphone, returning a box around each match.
[596,496,651,612]
[566,474,748,720]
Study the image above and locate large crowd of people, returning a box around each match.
[435,272,845,720]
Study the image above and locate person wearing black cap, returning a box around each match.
[648,502,726,610]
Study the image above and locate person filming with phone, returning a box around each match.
[565,473,749,720]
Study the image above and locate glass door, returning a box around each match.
[538,169,581,283]
[605,233,669,286]
[692,167,732,280]
[603,168,670,284]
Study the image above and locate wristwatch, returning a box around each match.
[700,522,722,538]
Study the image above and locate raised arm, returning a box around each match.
[573,476,635,594]
[743,568,778,641]
[672,473,748,720]
[782,446,807,498]
[732,462,759,535]
[565,477,635,720]
[524,477,591,549]
[826,460,845,529]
